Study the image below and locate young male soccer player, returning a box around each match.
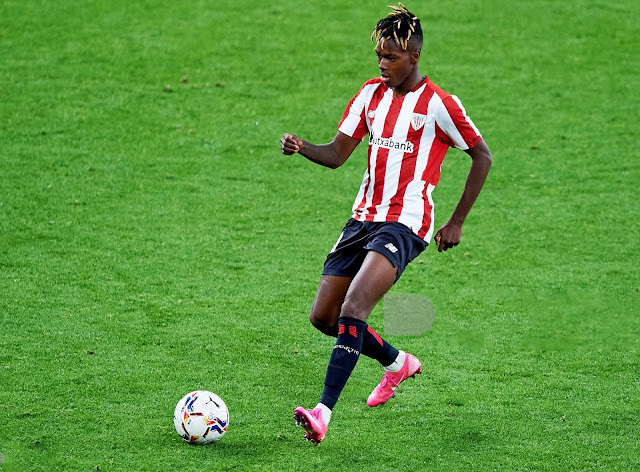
[280,4,492,444]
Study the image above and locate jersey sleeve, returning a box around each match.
[434,95,483,150]
[337,85,369,141]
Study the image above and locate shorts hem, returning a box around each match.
[366,248,404,282]
[322,268,358,278]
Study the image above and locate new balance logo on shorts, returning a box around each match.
[385,242,398,254]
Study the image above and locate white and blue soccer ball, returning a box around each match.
[174,390,229,444]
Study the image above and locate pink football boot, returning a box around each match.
[293,407,328,445]
[367,353,421,407]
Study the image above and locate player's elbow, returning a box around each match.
[484,146,493,164]
[319,159,342,170]
[327,138,353,169]
[483,151,493,169]
[327,153,347,169]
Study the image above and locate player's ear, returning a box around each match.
[411,48,421,63]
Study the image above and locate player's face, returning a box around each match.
[375,39,420,89]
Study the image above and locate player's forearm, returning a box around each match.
[297,141,344,169]
[450,153,492,225]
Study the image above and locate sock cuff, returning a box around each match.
[338,317,368,328]
[338,317,367,337]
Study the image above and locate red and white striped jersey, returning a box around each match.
[338,76,483,241]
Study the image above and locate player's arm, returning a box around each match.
[280,131,360,169]
[434,139,492,252]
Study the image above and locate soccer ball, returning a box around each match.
[174,390,229,444]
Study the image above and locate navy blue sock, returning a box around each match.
[319,317,367,410]
[315,322,399,367]
[315,323,339,337]
[361,325,399,367]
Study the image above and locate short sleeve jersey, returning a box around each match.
[338,76,483,241]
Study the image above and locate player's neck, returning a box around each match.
[392,70,425,98]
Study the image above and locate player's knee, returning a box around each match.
[339,297,370,322]
[309,311,338,337]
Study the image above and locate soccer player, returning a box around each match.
[281,3,492,444]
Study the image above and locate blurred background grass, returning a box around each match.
[1,0,638,470]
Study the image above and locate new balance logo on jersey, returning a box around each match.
[369,133,414,153]
[385,243,398,254]
[367,110,376,128]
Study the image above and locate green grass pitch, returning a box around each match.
[1,0,638,470]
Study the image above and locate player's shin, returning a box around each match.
[318,317,367,409]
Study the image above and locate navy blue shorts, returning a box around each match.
[323,218,428,282]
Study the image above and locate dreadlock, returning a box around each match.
[371,3,422,51]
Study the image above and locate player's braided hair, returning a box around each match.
[371,3,422,51]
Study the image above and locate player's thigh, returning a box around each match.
[341,251,397,321]
[310,275,353,325]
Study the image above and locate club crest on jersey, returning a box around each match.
[411,113,427,131]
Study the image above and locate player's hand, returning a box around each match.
[434,220,463,252]
[281,133,303,155]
